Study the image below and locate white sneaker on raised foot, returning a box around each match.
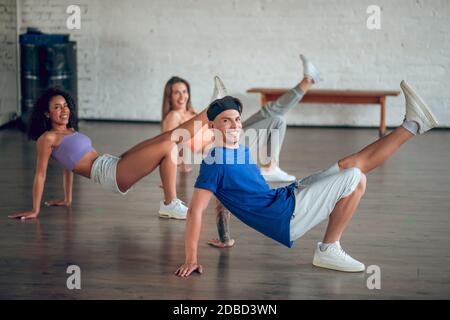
[210,75,228,102]
[313,241,365,272]
[300,54,323,83]
[260,167,296,182]
[159,198,188,220]
[400,80,439,134]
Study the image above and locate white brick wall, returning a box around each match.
[15,0,450,127]
[0,0,19,126]
[20,0,97,118]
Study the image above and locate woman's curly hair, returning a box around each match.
[28,87,77,141]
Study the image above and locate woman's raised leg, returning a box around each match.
[116,109,209,192]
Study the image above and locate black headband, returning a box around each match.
[207,96,243,121]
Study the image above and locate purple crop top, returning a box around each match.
[51,132,94,171]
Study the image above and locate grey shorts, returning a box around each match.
[90,154,129,195]
[290,167,362,241]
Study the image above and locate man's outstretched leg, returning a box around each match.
[298,80,438,186]
[338,80,439,173]
[291,80,439,272]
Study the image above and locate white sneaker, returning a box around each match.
[159,198,188,220]
[300,54,323,83]
[210,75,228,102]
[313,241,365,272]
[260,167,296,182]
[400,80,439,134]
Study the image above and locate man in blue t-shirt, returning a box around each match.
[175,80,439,276]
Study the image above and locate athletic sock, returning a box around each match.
[402,120,419,135]
[319,242,336,252]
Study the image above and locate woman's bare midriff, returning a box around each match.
[72,150,100,178]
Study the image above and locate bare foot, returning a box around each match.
[207,238,235,248]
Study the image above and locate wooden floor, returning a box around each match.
[1,122,450,300]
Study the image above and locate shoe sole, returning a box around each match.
[158,211,186,220]
[312,258,365,273]
[401,80,439,128]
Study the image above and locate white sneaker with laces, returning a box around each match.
[313,241,365,272]
[300,54,323,83]
[210,75,228,102]
[260,167,296,182]
[159,198,188,220]
[400,80,439,134]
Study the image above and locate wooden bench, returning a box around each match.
[247,88,401,137]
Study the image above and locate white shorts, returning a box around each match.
[290,167,362,241]
[90,154,129,195]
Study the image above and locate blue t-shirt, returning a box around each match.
[194,145,297,248]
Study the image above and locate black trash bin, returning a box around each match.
[20,29,78,131]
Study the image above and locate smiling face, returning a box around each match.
[170,82,189,112]
[46,95,70,128]
[209,109,242,148]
